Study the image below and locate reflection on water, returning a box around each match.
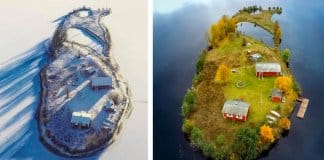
[154,0,324,160]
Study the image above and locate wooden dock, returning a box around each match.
[296,97,309,119]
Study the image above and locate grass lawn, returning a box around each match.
[233,10,278,34]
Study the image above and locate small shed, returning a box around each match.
[71,111,92,128]
[104,100,115,112]
[250,53,262,62]
[222,99,250,122]
[271,89,283,102]
[255,62,281,77]
[91,76,112,90]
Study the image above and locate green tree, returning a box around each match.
[282,48,291,63]
[232,126,259,160]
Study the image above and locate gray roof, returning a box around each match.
[91,76,112,87]
[271,89,283,98]
[222,99,250,116]
[255,62,281,73]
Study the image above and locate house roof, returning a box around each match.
[71,111,92,125]
[91,76,112,87]
[255,62,281,73]
[272,89,283,98]
[222,99,250,116]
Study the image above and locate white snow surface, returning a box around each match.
[0,0,147,159]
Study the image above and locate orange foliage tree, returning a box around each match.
[260,125,275,143]
[279,117,291,130]
[275,76,292,93]
[214,64,230,84]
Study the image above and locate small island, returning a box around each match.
[182,6,301,160]
[37,7,132,157]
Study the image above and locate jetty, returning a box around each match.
[296,97,309,119]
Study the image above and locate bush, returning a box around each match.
[193,74,202,86]
[232,126,259,160]
[191,127,203,146]
[215,134,225,145]
[260,125,275,143]
[181,90,195,117]
[279,117,291,130]
[182,119,194,134]
[276,105,281,111]
[196,50,207,73]
[281,48,291,63]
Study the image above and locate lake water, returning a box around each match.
[154,0,324,159]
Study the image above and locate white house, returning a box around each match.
[71,111,92,128]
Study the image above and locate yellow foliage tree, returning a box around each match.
[275,76,292,93]
[279,117,291,130]
[215,64,230,84]
[260,125,275,143]
[209,15,237,47]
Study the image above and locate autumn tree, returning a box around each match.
[273,21,282,47]
[275,76,293,93]
[282,48,291,63]
[214,64,231,84]
[260,125,275,143]
[209,15,237,47]
[279,117,291,130]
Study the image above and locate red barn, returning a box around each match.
[255,62,281,77]
[222,99,250,122]
[271,89,283,102]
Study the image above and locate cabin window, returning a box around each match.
[236,115,242,119]
[227,114,233,117]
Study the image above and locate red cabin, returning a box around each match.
[271,89,283,102]
[222,99,250,122]
[255,62,281,77]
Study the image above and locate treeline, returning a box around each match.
[208,15,236,48]
[240,5,282,15]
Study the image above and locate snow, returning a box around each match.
[0,0,147,159]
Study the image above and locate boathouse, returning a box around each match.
[222,99,250,122]
[255,62,281,77]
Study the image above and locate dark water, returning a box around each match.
[154,1,324,159]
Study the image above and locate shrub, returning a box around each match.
[281,48,291,63]
[181,90,195,117]
[196,50,207,73]
[191,127,203,146]
[193,74,202,86]
[215,134,225,145]
[182,119,194,134]
[279,117,291,130]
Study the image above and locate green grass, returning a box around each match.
[233,10,277,34]
[224,66,278,125]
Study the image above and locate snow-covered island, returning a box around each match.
[37,7,132,157]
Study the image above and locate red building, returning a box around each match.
[255,62,281,77]
[222,99,250,122]
[271,89,283,102]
